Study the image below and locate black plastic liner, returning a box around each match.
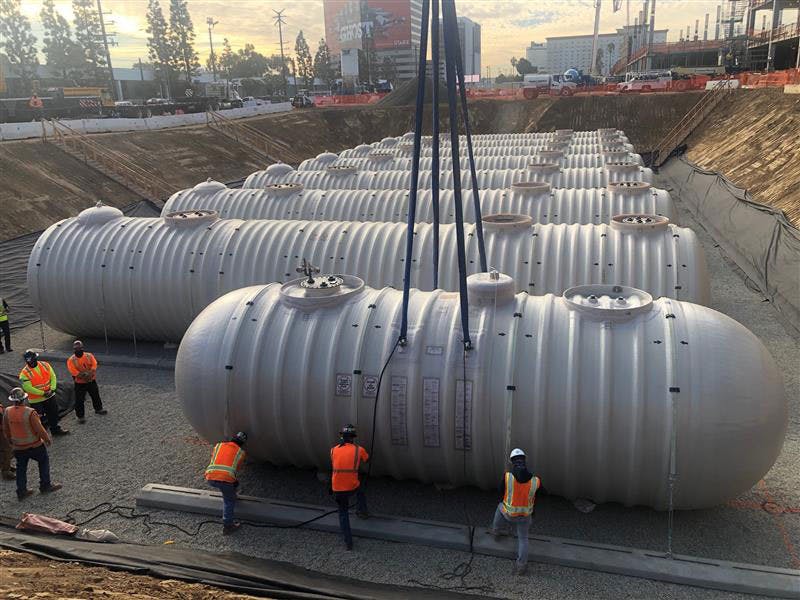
[0,526,489,600]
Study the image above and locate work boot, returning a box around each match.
[52,428,70,436]
[95,409,108,415]
[17,489,34,501]
[1,471,15,481]
[40,483,63,494]
[223,521,241,535]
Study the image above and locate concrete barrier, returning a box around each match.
[0,102,292,141]
[784,84,800,94]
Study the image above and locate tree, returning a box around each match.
[169,0,199,83]
[217,37,235,78]
[515,57,535,75]
[72,0,106,82]
[294,30,313,88]
[230,44,269,79]
[510,57,518,71]
[40,0,82,79]
[377,56,396,82]
[313,38,335,89]
[146,0,173,95]
[0,0,39,86]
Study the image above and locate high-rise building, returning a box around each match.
[525,42,547,72]
[323,0,423,83]
[546,27,668,75]
[457,17,481,78]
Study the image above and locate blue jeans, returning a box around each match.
[334,487,367,548]
[492,503,531,567]
[208,480,237,525]
[14,444,51,496]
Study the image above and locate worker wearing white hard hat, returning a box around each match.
[488,448,541,575]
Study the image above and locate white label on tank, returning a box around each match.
[423,377,440,448]
[362,375,378,398]
[455,380,473,451]
[335,373,352,397]
[390,376,408,446]
[425,346,443,355]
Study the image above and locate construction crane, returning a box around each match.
[590,0,603,75]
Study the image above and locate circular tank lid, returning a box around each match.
[265,163,295,177]
[267,182,305,195]
[77,202,124,226]
[511,181,552,196]
[191,178,227,194]
[280,274,365,309]
[528,162,561,174]
[535,150,565,160]
[368,150,395,161]
[315,152,339,163]
[602,148,629,156]
[607,181,651,194]
[326,165,358,175]
[481,213,534,231]
[601,141,625,149]
[555,128,574,135]
[606,161,640,172]
[381,137,400,147]
[467,271,516,305]
[609,213,670,232]
[164,209,219,228]
[563,284,653,320]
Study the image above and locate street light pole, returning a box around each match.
[273,9,289,96]
[206,18,219,82]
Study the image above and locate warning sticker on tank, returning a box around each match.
[390,376,408,446]
[335,373,352,397]
[362,375,378,398]
[423,377,440,448]
[455,380,473,451]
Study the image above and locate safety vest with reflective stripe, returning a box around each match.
[205,441,245,483]
[330,443,368,492]
[19,362,56,404]
[4,405,42,450]
[501,472,540,517]
[68,353,98,383]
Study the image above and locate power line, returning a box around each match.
[273,9,289,96]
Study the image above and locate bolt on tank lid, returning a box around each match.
[368,150,395,161]
[326,165,358,175]
[266,182,304,195]
[511,181,552,196]
[77,201,124,226]
[467,270,516,306]
[534,150,565,160]
[481,213,534,231]
[609,213,669,232]
[191,178,228,194]
[164,209,220,228]
[265,163,295,177]
[280,273,365,309]
[528,162,561,174]
[563,284,653,320]
[607,181,651,194]
[315,152,339,163]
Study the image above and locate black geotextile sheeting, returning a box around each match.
[0,200,162,333]
[0,527,492,600]
[660,156,800,336]
[0,372,74,417]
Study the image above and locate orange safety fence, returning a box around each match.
[311,93,388,107]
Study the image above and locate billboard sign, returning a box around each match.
[324,0,412,55]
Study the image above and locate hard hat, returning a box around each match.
[231,431,247,446]
[8,387,28,404]
[509,448,526,460]
[23,349,38,361]
[340,424,357,438]
[73,340,84,348]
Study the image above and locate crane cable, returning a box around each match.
[431,0,441,289]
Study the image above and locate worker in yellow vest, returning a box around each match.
[19,350,69,436]
[205,431,247,534]
[488,448,541,575]
[0,297,11,353]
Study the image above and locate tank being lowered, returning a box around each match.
[175,274,787,509]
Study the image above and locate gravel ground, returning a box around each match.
[0,183,797,600]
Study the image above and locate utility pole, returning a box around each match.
[590,0,602,75]
[137,57,144,81]
[272,9,289,96]
[96,0,118,100]
[646,0,655,70]
[206,17,219,82]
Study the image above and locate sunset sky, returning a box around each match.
[16,0,798,75]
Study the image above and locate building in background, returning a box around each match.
[323,0,422,86]
[526,42,547,72]
[547,27,668,75]
[457,17,481,78]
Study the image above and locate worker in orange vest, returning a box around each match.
[205,431,247,534]
[330,424,369,550]
[488,448,541,575]
[20,350,68,436]
[66,340,107,423]
[0,403,15,481]
[2,388,63,501]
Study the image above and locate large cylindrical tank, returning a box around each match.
[242,164,653,191]
[175,275,786,509]
[164,180,676,226]
[297,151,643,171]
[340,144,636,159]
[28,207,708,341]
